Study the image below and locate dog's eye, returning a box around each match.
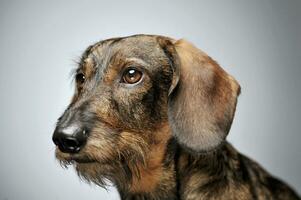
[122,68,143,84]
[76,73,86,84]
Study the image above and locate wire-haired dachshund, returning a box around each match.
[52,34,300,200]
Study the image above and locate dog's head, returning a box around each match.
[52,34,240,188]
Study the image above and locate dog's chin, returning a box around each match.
[54,155,110,188]
[55,148,97,166]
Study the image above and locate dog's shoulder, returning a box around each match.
[177,142,300,200]
[236,145,300,200]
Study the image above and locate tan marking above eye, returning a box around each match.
[122,68,143,84]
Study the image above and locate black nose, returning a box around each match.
[52,125,88,153]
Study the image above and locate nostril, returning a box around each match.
[56,137,83,153]
[62,137,80,149]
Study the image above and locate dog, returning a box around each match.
[52,34,300,200]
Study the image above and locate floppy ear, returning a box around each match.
[164,39,241,152]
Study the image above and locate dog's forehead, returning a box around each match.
[81,35,163,68]
[113,36,162,58]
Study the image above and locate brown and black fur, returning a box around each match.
[53,34,300,200]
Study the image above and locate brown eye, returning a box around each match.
[122,68,143,84]
[76,73,85,84]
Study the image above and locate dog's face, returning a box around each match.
[53,35,175,186]
[52,34,240,188]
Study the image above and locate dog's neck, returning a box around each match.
[112,123,176,200]
[116,137,179,200]
[113,127,233,200]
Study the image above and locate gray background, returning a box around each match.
[0,0,300,199]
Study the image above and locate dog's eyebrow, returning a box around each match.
[125,57,149,67]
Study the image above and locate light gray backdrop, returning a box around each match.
[0,0,300,199]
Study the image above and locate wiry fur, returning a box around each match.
[53,34,300,200]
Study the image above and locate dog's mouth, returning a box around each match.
[72,156,96,163]
[55,148,97,164]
